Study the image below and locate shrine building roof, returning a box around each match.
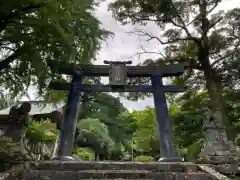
[0,101,65,116]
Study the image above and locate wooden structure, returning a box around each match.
[48,60,185,162]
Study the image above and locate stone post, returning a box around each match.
[199,108,240,165]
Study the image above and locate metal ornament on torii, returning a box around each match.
[48,60,185,162]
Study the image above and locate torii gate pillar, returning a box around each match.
[151,75,181,162]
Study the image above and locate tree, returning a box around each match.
[0,0,110,97]
[169,92,206,161]
[76,118,114,160]
[131,108,160,158]
[74,92,137,160]
[79,93,136,146]
[109,0,240,139]
[80,93,126,120]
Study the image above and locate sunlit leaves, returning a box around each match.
[73,147,95,160]
[134,155,154,162]
[25,119,58,144]
[131,108,159,154]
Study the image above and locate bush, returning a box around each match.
[134,155,154,162]
[25,119,58,144]
[182,138,204,161]
[73,148,94,161]
[0,136,25,172]
[235,133,240,146]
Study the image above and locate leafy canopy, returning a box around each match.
[0,0,111,97]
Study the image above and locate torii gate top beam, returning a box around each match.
[47,60,184,77]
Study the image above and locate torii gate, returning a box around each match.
[47,60,185,162]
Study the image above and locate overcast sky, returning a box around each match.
[92,0,240,111]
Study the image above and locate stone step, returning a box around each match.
[32,161,198,172]
[23,170,214,180]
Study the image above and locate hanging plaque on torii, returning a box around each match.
[104,60,132,88]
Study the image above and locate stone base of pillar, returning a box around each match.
[51,156,74,161]
[159,152,182,162]
[158,156,182,162]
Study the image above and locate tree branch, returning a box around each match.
[207,0,221,14]
[130,29,195,45]
[128,14,160,22]
[168,1,200,44]
[0,46,16,52]
[211,40,240,67]
[186,17,198,26]
[122,7,201,44]
[0,46,24,70]
[208,17,223,30]
[139,44,166,58]
[125,43,166,61]
[0,3,46,33]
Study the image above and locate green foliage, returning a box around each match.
[170,92,206,148]
[1,83,240,165]
[76,118,114,155]
[108,143,127,160]
[235,134,240,146]
[25,119,58,144]
[0,0,111,97]
[73,148,94,160]
[81,93,126,121]
[2,0,239,167]
[108,0,240,158]
[0,136,25,172]
[79,93,137,150]
[134,155,154,162]
[131,108,159,156]
[181,139,205,162]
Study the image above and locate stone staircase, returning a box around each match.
[22,161,218,180]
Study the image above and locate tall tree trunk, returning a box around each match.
[199,46,235,139]
[198,0,236,139]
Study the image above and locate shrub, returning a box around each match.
[25,119,58,144]
[0,136,25,172]
[73,148,94,161]
[134,155,154,162]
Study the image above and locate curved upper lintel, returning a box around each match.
[47,60,184,77]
